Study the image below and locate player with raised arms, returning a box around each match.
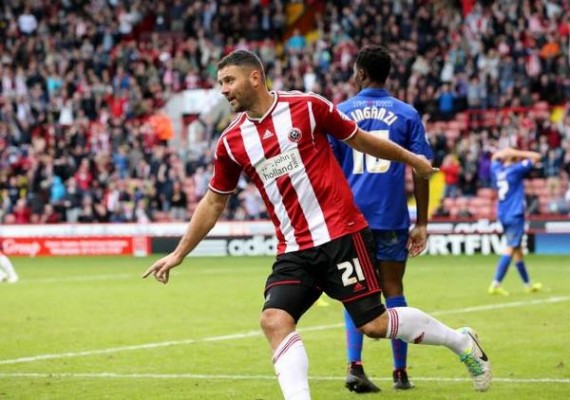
[489,147,542,296]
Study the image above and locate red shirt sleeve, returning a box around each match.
[309,93,358,141]
[208,135,242,194]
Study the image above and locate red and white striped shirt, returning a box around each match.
[209,91,368,254]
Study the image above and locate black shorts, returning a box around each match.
[263,228,385,327]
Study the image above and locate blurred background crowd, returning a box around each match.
[1,0,569,225]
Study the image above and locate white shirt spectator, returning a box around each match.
[303,67,317,92]
[0,252,19,283]
[440,56,454,83]
[18,12,38,34]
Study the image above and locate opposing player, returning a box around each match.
[489,147,542,296]
[0,242,19,283]
[330,45,432,392]
[143,50,491,399]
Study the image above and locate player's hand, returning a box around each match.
[142,253,184,284]
[407,225,428,258]
[413,155,438,179]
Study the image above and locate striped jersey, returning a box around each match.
[209,90,368,254]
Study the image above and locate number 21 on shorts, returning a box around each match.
[337,258,366,286]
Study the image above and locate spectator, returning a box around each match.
[12,199,31,224]
[437,84,455,120]
[440,155,461,198]
[40,204,62,224]
[548,187,570,215]
[525,186,541,216]
[432,198,451,219]
[238,182,266,220]
[543,147,565,197]
[286,28,306,55]
[1,0,569,224]
[170,180,188,221]
[17,6,38,35]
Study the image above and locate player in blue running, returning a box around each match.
[329,45,433,392]
[489,147,543,296]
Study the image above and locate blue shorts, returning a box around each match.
[372,229,409,262]
[501,219,525,248]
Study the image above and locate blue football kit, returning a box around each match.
[491,159,533,247]
[330,88,433,374]
[330,88,433,261]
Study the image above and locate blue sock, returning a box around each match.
[344,309,363,364]
[494,255,512,283]
[515,261,530,284]
[386,296,408,370]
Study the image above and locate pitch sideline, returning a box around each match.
[0,372,569,384]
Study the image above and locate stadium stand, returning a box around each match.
[0,0,569,224]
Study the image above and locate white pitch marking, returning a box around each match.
[25,267,262,283]
[0,372,568,384]
[27,274,133,283]
[0,296,568,365]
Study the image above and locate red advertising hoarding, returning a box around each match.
[2,237,149,257]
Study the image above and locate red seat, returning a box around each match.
[455,197,469,207]
[443,197,456,209]
[477,188,496,199]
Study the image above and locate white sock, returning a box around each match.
[0,255,17,279]
[272,331,311,400]
[386,307,470,355]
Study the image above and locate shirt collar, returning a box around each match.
[358,88,390,97]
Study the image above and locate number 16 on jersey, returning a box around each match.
[352,130,391,174]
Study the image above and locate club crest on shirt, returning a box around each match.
[288,127,302,142]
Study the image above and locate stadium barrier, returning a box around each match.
[1,219,569,256]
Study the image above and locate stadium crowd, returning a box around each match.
[1,0,569,224]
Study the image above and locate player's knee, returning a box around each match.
[358,314,388,339]
[259,308,295,334]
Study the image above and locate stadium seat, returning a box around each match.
[455,197,469,207]
[477,205,495,219]
[477,188,495,200]
[449,206,460,217]
[443,197,456,209]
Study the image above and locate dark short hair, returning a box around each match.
[355,45,391,84]
[217,50,265,74]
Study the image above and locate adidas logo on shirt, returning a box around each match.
[262,130,274,140]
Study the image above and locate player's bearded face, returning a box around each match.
[218,66,255,113]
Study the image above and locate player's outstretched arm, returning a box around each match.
[346,128,438,179]
[142,189,230,284]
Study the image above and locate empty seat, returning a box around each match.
[477,188,496,199]
[443,197,456,209]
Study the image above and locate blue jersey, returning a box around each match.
[491,159,533,223]
[329,88,433,230]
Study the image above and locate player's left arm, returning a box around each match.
[407,114,432,257]
[346,128,436,179]
[312,93,437,178]
[408,171,429,257]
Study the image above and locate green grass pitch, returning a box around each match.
[0,254,569,399]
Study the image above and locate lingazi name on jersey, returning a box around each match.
[348,106,398,125]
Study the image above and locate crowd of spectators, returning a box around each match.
[1,0,570,225]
